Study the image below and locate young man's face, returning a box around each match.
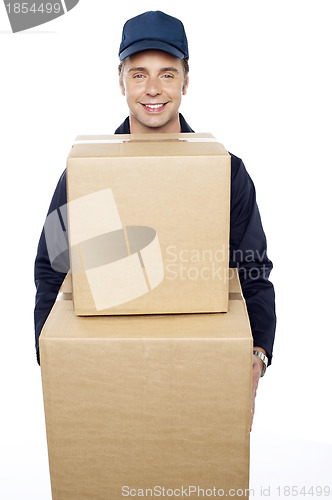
[119,49,189,133]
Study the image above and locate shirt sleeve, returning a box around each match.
[229,154,276,365]
[34,169,68,364]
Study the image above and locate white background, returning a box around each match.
[1,1,331,498]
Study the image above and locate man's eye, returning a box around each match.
[133,74,144,79]
[162,74,173,79]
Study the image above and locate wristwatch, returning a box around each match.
[253,350,268,377]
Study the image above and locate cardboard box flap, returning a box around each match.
[74,132,215,142]
[41,299,252,341]
[68,132,230,159]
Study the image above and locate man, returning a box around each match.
[34,11,276,430]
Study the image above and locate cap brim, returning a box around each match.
[119,40,185,61]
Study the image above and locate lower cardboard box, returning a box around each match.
[40,269,252,500]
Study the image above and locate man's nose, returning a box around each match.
[145,76,162,96]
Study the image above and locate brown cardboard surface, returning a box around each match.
[40,270,252,500]
[66,133,231,315]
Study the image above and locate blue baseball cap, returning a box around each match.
[119,11,189,61]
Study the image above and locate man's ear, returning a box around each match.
[182,75,189,95]
[119,76,125,96]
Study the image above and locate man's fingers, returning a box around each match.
[250,399,255,431]
[251,356,261,432]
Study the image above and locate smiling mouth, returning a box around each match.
[141,103,168,112]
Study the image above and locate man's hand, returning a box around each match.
[251,347,266,431]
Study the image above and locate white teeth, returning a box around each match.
[144,104,164,109]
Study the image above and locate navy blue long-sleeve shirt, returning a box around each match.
[34,114,276,365]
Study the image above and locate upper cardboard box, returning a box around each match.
[67,133,230,315]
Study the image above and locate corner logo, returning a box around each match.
[3,1,80,33]
[44,188,164,311]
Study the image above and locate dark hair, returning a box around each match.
[118,56,189,84]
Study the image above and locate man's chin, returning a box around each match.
[140,116,169,129]
[130,112,180,133]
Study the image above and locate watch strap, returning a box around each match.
[253,350,268,377]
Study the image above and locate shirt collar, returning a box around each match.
[114,113,194,134]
